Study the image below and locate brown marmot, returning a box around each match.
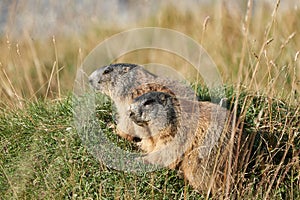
[129,90,235,195]
[88,63,197,140]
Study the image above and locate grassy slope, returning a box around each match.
[0,89,299,199]
[0,97,201,199]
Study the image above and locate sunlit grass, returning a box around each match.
[0,89,298,199]
[0,97,202,199]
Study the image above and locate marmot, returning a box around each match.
[129,91,235,194]
[88,63,197,140]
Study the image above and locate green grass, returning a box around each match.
[0,96,203,199]
[0,90,299,199]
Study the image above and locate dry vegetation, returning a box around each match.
[0,1,299,106]
[0,0,299,199]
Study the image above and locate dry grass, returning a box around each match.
[0,1,299,107]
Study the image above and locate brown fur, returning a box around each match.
[89,63,196,140]
[89,63,237,195]
[129,91,235,195]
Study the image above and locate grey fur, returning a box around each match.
[89,63,196,138]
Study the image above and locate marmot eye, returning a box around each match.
[143,99,155,106]
[103,67,113,75]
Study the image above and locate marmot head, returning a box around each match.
[129,91,178,135]
[89,63,138,95]
[89,63,157,98]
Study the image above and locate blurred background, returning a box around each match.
[0,0,299,107]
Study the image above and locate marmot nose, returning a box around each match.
[132,137,141,143]
[129,111,135,119]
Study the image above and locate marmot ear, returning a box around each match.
[159,93,166,101]
[159,93,169,106]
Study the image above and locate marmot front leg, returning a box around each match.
[115,115,135,141]
[115,127,134,141]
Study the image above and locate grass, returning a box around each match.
[0,97,203,199]
[0,0,299,199]
[0,90,299,199]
